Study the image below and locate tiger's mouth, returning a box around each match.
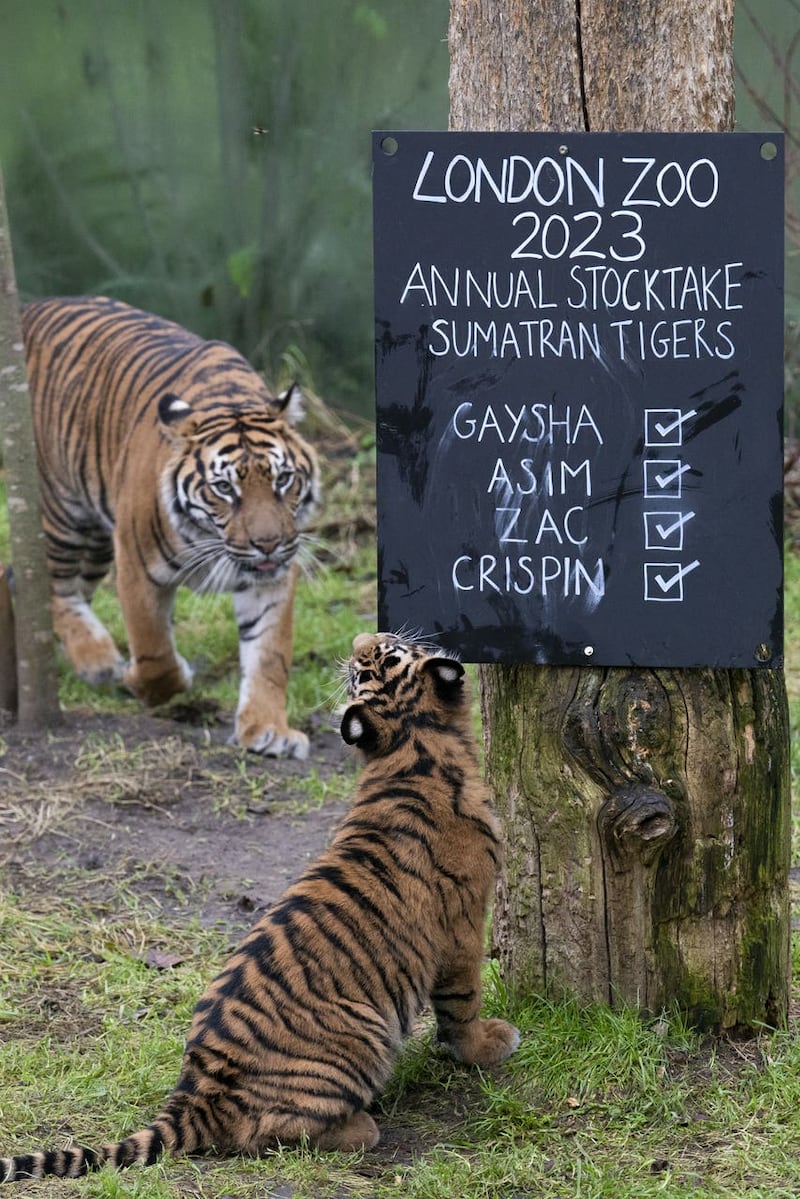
[231,545,299,585]
[237,556,288,578]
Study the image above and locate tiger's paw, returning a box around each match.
[444,1018,521,1068]
[124,655,194,707]
[77,656,126,688]
[229,721,310,759]
[315,1111,380,1152]
[53,600,125,686]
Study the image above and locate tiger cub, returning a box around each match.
[0,633,519,1182]
[21,295,321,758]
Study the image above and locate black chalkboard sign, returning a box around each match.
[373,132,784,668]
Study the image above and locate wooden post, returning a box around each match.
[0,564,17,718]
[480,664,789,1029]
[0,166,61,730]
[449,0,790,1031]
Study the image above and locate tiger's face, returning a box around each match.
[158,390,320,591]
[342,632,465,755]
[345,633,430,701]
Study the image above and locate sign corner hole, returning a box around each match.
[754,643,772,663]
[760,141,778,161]
[380,136,399,157]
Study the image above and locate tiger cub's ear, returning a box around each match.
[158,392,198,439]
[341,703,378,752]
[271,382,305,426]
[423,657,465,702]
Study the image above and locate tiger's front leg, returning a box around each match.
[45,525,124,686]
[51,591,125,687]
[432,932,520,1068]
[113,543,194,707]
[232,568,308,759]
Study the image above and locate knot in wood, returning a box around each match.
[600,783,677,866]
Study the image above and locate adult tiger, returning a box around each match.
[0,632,519,1180]
[21,295,321,757]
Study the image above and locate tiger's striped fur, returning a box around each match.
[21,295,321,757]
[0,633,519,1181]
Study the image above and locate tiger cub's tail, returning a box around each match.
[0,1110,189,1183]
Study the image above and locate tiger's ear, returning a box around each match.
[158,392,198,438]
[271,382,305,426]
[341,703,378,752]
[423,657,465,702]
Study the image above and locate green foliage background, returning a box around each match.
[0,0,448,414]
[1,0,797,418]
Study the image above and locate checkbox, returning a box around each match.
[643,510,695,551]
[643,459,690,500]
[644,560,700,602]
[644,408,696,447]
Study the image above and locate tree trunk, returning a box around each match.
[0,167,61,730]
[449,0,790,1031]
[0,564,17,718]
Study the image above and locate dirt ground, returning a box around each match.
[0,704,357,934]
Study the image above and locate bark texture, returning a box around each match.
[0,168,61,730]
[481,667,789,1029]
[0,564,16,718]
[449,0,583,131]
[579,0,735,133]
[449,0,790,1030]
[449,0,734,133]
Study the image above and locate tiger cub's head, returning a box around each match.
[158,384,320,590]
[341,632,465,756]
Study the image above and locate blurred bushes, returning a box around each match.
[1,1,798,420]
[0,0,448,414]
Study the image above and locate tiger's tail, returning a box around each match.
[0,1108,193,1184]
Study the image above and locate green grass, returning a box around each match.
[47,547,377,729]
[3,893,800,1197]
[4,481,800,1196]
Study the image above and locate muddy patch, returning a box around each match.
[1,708,355,932]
